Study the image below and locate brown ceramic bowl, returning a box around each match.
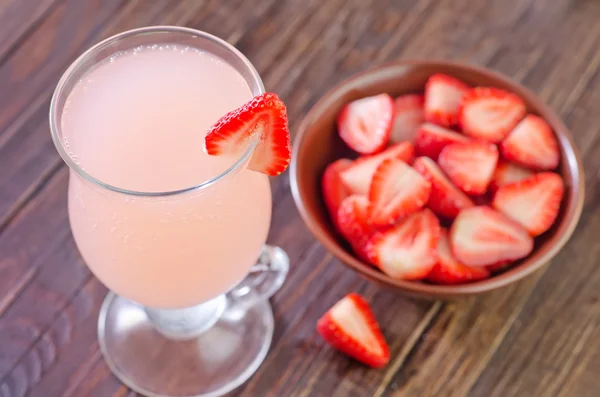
[289,60,585,299]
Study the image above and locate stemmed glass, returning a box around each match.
[49,26,289,397]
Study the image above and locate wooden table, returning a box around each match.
[1,0,599,396]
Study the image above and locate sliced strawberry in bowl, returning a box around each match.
[367,209,440,280]
[322,159,353,229]
[368,158,431,227]
[339,141,415,195]
[424,73,470,127]
[486,260,514,274]
[450,206,534,267]
[460,87,526,143]
[492,172,564,236]
[438,142,499,195]
[427,229,490,285]
[317,293,390,368]
[489,161,535,193]
[337,94,394,155]
[414,122,471,160]
[390,94,425,143]
[205,92,291,176]
[500,114,560,171]
[413,156,474,219]
[337,195,375,262]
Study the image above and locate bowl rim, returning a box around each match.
[290,59,585,296]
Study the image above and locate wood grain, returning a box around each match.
[0,0,600,396]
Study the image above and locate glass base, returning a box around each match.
[98,292,274,397]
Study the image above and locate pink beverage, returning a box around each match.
[62,44,272,309]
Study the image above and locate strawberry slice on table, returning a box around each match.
[424,73,470,127]
[367,209,440,280]
[337,93,394,155]
[450,206,534,267]
[489,161,535,193]
[413,157,474,219]
[339,141,415,195]
[500,114,560,171]
[317,293,390,368]
[390,94,425,143]
[492,172,564,236]
[368,158,431,227]
[337,195,375,262]
[205,92,291,176]
[427,229,490,285]
[460,87,526,143]
[438,142,499,195]
[414,122,471,160]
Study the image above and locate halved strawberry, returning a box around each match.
[413,157,474,219]
[337,195,375,261]
[427,229,490,285]
[489,161,535,193]
[337,94,394,154]
[317,293,390,368]
[460,87,526,143]
[438,142,499,195]
[367,209,440,280]
[368,159,431,227]
[450,206,533,267]
[500,114,560,171]
[390,94,425,143]
[322,159,353,229]
[339,141,415,195]
[492,172,564,236]
[414,123,471,160]
[205,92,291,176]
[424,73,470,127]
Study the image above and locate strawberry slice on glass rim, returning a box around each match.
[205,92,292,176]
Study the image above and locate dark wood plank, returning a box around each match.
[0,0,59,61]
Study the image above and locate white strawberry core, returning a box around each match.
[330,298,383,356]
[429,83,464,111]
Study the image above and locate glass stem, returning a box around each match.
[144,294,227,340]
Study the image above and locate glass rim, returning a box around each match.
[49,26,264,197]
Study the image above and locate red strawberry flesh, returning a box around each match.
[317,293,390,368]
[413,156,474,219]
[339,141,415,195]
[337,94,394,155]
[492,172,564,236]
[500,114,560,170]
[489,161,535,193]
[367,209,440,280]
[438,142,499,195]
[424,73,470,127]
[390,94,425,143]
[460,87,526,143]
[368,158,431,226]
[427,229,490,285]
[322,159,353,230]
[205,92,291,176]
[450,206,534,267]
[337,195,375,261]
[414,122,471,160]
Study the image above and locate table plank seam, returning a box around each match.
[0,160,62,235]
[0,272,94,386]
[0,0,64,68]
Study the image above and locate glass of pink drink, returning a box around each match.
[50,26,290,397]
